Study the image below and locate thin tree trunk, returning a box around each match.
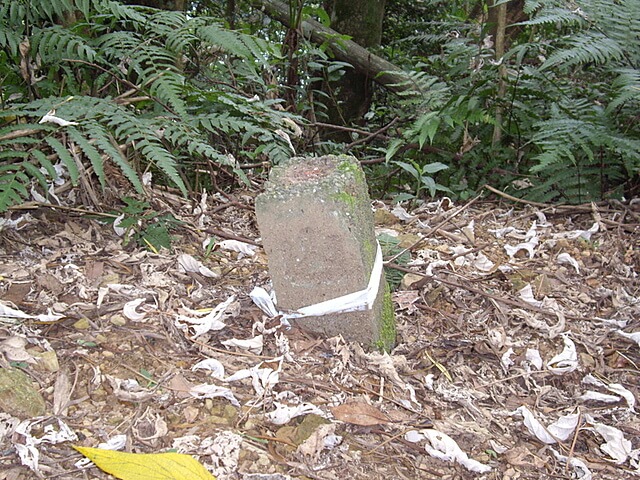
[491,0,507,147]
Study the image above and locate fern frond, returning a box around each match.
[530,118,602,171]
[524,159,604,203]
[162,122,232,165]
[1,0,292,206]
[32,25,97,63]
[98,0,147,25]
[0,170,29,212]
[2,2,26,29]
[585,0,640,50]
[67,126,107,189]
[525,109,638,202]
[21,157,49,192]
[514,6,585,27]
[542,32,625,70]
[44,136,79,185]
[146,71,187,115]
[24,0,76,23]
[196,113,256,136]
[148,10,188,37]
[31,149,57,178]
[608,68,640,112]
[197,24,275,61]
[0,150,29,160]
[254,135,293,165]
[95,30,144,60]
[0,19,22,57]
[136,138,186,194]
[83,122,144,193]
[72,0,92,22]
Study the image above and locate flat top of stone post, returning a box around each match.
[278,156,336,185]
[264,155,362,192]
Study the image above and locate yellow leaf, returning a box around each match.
[73,446,216,480]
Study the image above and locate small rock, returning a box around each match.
[32,350,59,372]
[0,367,47,418]
[374,209,398,226]
[400,273,424,290]
[73,317,90,330]
[110,314,127,326]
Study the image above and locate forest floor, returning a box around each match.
[0,188,639,480]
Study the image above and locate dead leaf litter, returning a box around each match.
[0,193,639,480]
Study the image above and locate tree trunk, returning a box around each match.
[225,0,236,29]
[323,0,386,126]
[254,0,416,94]
[491,0,507,147]
[485,0,528,51]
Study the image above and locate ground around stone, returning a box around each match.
[0,189,638,480]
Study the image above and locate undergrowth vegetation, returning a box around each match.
[374,0,640,203]
[0,0,294,211]
[0,0,638,214]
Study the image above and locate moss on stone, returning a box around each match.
[362,235,376,269]
[374,281,396,353]
[337,156,365,185]
[331,191,357,210]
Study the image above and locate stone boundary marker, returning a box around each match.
[255,155,395,351]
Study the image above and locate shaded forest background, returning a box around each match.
[1,0,639,221]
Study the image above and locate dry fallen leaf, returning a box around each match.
[330,402,391,426]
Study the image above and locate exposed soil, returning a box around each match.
[0,190,638,480]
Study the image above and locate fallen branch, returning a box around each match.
[204,227,261,247]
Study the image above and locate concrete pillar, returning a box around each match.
[255,155,395,351]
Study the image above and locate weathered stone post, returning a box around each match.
[255,155,395,351]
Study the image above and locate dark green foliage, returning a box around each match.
[369,0,640,204]
[109,197,183,251]
[1,0,637,211]
[0,0,295,212]
[511,0,640,202]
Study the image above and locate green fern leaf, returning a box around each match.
[20,160,49,193]
[0,171,29,212]
[514,7,584,27]
[197,24,274,61]
[32,25,97,63]
[608,68,640,112]
[84,122,144,193]
[67,127,106,189]
[0,151,29,160]
[0,20,22,57]
[102,0,147,24]
[44,137,80,185]
[27,0,75,22]
[542,32,625,70]
[147,71,186,115]
[137,139,187,195]
[30,149,57,179]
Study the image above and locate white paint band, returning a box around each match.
[251,241,384,320]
